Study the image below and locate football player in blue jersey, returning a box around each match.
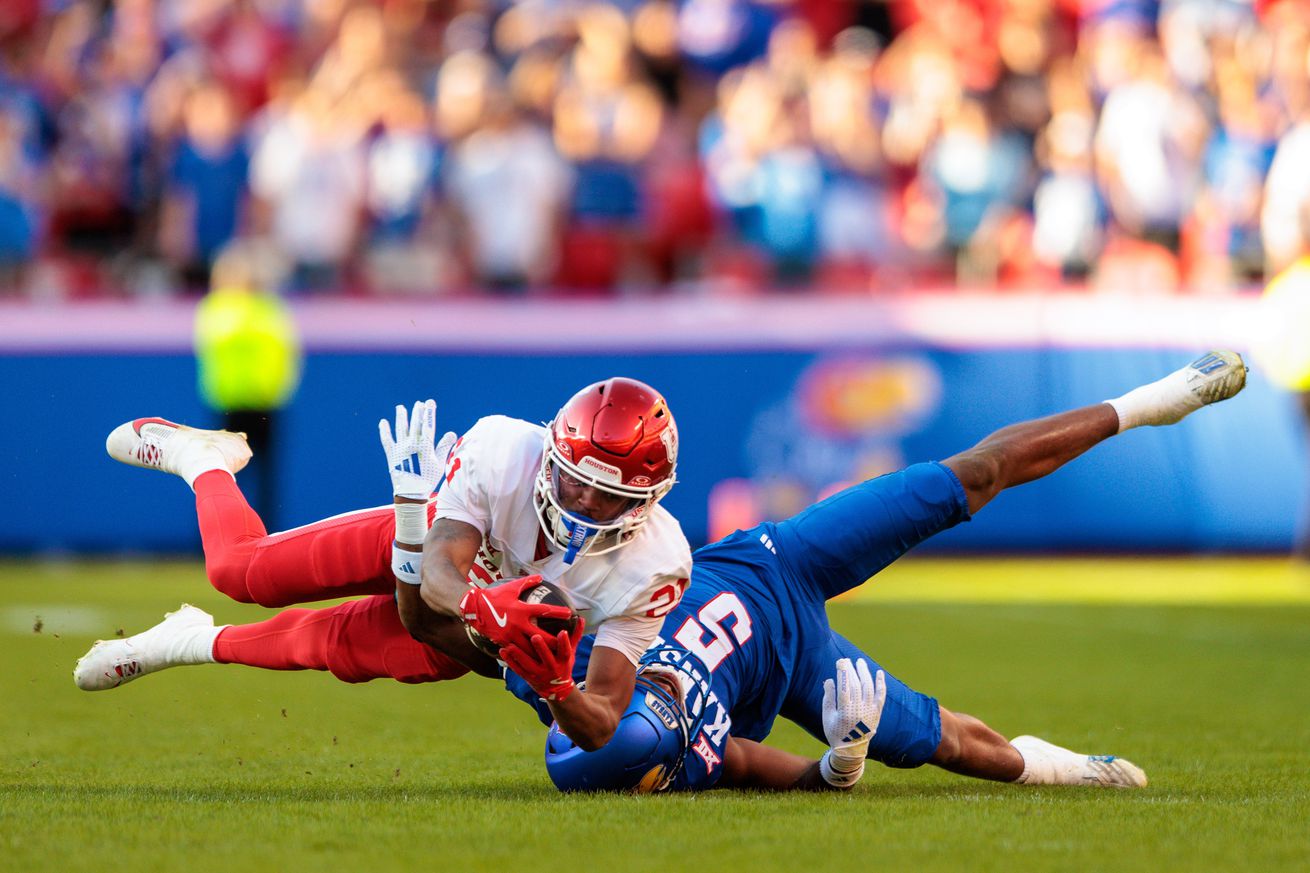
[505,351,1247,792]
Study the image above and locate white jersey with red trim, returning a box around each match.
[435,415,692,664]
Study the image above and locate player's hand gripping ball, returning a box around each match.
[462,576,581,658]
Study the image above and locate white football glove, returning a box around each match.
[379,400,456,500]
[820,657,885,788]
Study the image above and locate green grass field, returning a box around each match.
[3,558,1308,872]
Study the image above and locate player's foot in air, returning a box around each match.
[73,604,222,691]
[1010,735,1148,788]
[1180,350,1248,408]
[106,417,252,486]
[1108,350,1247,431]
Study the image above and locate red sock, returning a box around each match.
[213,608,335,672]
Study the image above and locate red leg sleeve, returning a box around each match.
[213,595,469,684]
[212,606,337,671]
[193,470,403,607]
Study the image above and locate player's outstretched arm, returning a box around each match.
[943,351,1246,514]
[381,400,452,557]
[717,737,834,791]
[417,518,484,617]
[505,635,635,751]
[395,517,483,651]
[393,603,503,679]
[379,399,473,632]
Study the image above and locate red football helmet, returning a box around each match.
[534,377,679,562]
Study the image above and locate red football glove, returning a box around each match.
[458,575,574,650]
[500,621,585,703]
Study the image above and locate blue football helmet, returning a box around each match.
[544,668,694,793]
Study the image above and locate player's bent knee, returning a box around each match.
[941,451,1001,508]
[203,553,258,603]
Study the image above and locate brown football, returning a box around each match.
[464,578,581,658]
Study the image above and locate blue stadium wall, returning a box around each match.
[1,296,1302,553]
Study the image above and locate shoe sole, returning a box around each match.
[1189,350,1247,405]
[1086,756,1148,788]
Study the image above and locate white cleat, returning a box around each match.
[1182,350,1247,408]
[1011,735,1148,788]
[1081,753,1148,789]
[106,417,251,486]
[73,604,221,691]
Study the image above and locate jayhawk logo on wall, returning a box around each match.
[709,354,944,540]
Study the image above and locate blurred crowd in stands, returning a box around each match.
[0,0,1308,298]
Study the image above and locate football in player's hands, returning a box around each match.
[465,578,581,658]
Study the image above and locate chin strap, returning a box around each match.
[561,514,599,565]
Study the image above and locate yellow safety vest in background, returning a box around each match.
[1255,255,1310,392]
[194,286,302,411]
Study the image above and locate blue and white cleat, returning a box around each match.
[1182,350,1248,408]
[1011,735,1148,788]
[73,604,221,691]
[1109,349,1247,431]
[106,417,251,486]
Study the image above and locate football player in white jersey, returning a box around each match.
[392,379,692,748]
[78,378,692,750]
